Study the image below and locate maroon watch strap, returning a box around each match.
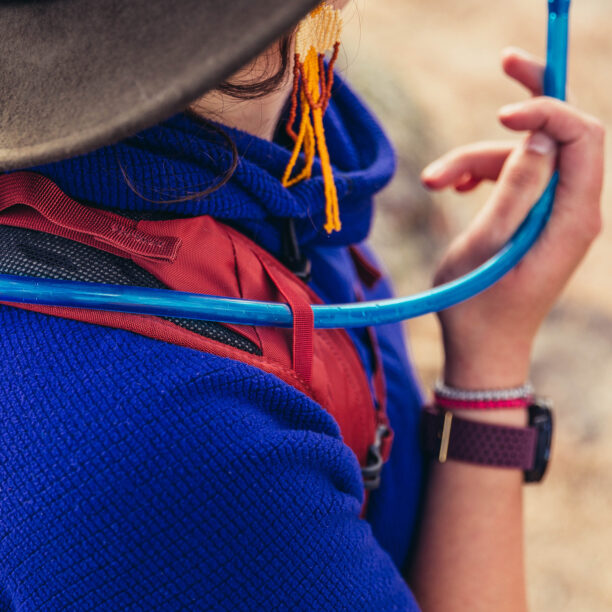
[421,405,537,470]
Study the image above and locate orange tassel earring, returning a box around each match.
[282,4,343,234]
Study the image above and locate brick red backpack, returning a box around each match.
[0,172,393,501]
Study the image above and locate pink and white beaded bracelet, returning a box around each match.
[433,380,535,410]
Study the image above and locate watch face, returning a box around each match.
[525,400,554,483]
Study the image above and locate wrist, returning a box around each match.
[441,319,533,388]
[443,343,532,390]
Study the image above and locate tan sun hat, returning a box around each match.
[0,0,320,171]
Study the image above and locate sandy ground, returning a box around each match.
[341,1,612,609]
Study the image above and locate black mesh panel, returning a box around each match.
[0,225,261,355]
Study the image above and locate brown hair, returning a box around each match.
[217,36,294,100]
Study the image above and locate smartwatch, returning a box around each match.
[421,399,553,483]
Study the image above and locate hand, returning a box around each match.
[421,48,605,389]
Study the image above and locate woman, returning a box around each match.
[0,1,604,610]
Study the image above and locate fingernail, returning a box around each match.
[525,132,556,155]
[499,102,524,116]
[422,160,446,179]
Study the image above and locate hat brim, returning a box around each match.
[0,0,320,170]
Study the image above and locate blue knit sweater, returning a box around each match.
[0,78,424,610]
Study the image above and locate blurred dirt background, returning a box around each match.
[341,0,612,610]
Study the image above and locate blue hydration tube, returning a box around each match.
[0,0,570,329]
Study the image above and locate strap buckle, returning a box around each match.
[362,424,391,491]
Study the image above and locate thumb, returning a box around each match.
[472,132,557,251]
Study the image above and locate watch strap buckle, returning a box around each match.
[438,411,453,463]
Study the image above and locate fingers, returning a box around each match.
[432,132,558,286]
[502,47,545,97]
[500,96,605,166]
[422,142,515,191]
[499,97,605,204]
[471,132,557,251]
[499,97,598,143]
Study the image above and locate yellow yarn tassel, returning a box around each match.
[282,4,343,234]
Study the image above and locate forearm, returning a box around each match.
[408,411,528,611]
[408,359,530,612]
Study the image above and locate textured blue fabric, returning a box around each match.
[0,76,424,610]
[30,74,395,256]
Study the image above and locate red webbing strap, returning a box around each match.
[258,256,314,385]
[0,172,180,262]
[348,245,383,289]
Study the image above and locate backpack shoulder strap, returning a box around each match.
[0,172,393,493]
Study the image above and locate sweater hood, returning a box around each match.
[30,74,396,254]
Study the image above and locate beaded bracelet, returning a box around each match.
[433,380,534,410]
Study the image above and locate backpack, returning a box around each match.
[0,171,393,503]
